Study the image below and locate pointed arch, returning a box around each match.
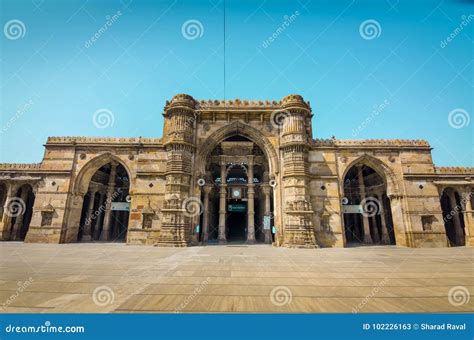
[73,153,132,195]
[341,154,401,197]
[341,155,399,247]
[195,121,279,176]
[61,153,132,243]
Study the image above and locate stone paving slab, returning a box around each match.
[0,242,473,313]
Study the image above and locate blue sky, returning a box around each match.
[0,0,472,166]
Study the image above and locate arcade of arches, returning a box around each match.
[0,94,472,248]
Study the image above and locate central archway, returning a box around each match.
[197,128,277,245]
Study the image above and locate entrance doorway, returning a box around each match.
[227,203,247,242]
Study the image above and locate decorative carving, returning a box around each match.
[435,167,474,175]
[313,138,430,148]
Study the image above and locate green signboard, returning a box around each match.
[228,204,246,212]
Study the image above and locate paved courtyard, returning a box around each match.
[0,242,472,313]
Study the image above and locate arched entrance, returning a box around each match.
[342,164,395,246]
[199,135,274,244]
[4,184,35,241]
[440,187,466,246]
[76,161,130,242]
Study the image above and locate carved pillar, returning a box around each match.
[357,165,372,244]
[82,189,97,241]
[202,185,212,243]
[100,162,117,241]
[11,186,29,241]
[247,156,256,243]
[218,159,227,244]
[93,191,105,240]
[279,94,316,248]
[262,184,272,244]
[448,190,465,246]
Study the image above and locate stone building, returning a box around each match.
[0,94,472,248]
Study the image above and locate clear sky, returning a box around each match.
[0,0,472,166]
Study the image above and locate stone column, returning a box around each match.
[100,162,118,241]
[11,186,29,241]
[262,184,272,244]
[247,156,256,243]
[448,190,465,245]
[92,192,105,240]
[218,160,227,243]
[357,165,372,244]
[370,215,380,244]
[81,189,97,241]
[378,194,390,244]
[369,193,380,244]
[202,185,212,243]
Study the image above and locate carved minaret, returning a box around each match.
[279,95,317,248]
[157,94,197,247]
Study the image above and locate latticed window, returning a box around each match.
[41,211,53,226]
[421,216,433,231]
[143,213,153,229]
